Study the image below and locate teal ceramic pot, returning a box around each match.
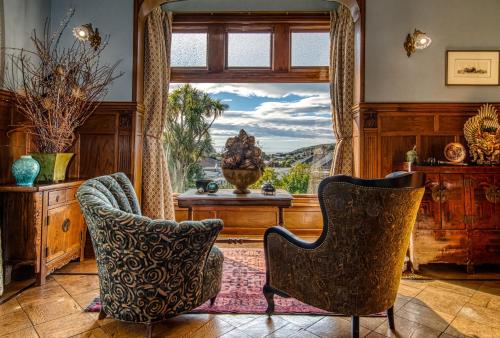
[12,155,40,186]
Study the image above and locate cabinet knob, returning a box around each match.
[62,219,71,232]
[484,185,499,204]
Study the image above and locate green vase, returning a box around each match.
[30,153,74,183]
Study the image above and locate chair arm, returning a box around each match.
[264,226,316,250]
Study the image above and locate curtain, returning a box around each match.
[329,5,355,176]
[142,8,175,220]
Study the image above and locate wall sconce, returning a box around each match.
[72,23,102,50]
[404,29,432,57]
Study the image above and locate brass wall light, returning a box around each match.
[404,29,432,57]
[72,24,102,50]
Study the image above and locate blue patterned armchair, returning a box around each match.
[76,173,223,336]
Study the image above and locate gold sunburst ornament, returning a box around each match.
[463,103,500,165]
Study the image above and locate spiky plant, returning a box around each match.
[4,9,123,153]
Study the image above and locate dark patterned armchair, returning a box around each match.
[76,173,223,336]
[263,172,425,338]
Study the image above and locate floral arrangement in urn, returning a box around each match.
[463,104,500,165]
[5,9,122,182]
[222,129,265,194]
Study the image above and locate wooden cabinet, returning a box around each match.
[0,181,85,285]
[404,166,500,272]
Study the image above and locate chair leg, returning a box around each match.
[263,285,275,315]
[351,316,359,338]
[387,305,395,330]
[98,309,107,320]
[145,323,153,338]
[210,296,217,306]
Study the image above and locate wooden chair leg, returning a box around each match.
[263,285,275,315]
[145,323,153,338]
[387,305,395,330]
[210,296,217,306]
[98,309,107,320]
[351,315,359,338]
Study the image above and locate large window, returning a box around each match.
[167,14,333,194]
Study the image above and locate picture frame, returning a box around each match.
[446,50,500,86]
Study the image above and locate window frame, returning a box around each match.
[170,28,209,69]
[171,13,330,83]
[290,28,331,69]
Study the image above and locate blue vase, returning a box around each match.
[12,155,40,186]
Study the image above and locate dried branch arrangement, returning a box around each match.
[4,9,123,153]
[222,129,265,171]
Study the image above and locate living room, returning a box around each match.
[0,0,499,337]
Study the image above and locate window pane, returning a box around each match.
[291,32,329,67]
[227,33,271,67]
[167,83,333,194]
[171,33,207,67]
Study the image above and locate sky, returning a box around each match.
[170,83,335,154]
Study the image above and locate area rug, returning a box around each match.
[85,248,384,315]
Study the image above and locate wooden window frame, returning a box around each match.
[171,13,330,83]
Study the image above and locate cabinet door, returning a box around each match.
[65,203,83,254]
[416,173,441,230]
[466,175,498,229]
[440,174,466,230]
[46,206,67,262]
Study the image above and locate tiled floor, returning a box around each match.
[1,262,499,338]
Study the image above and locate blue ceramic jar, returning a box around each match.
[12,155,40,186]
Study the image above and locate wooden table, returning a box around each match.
[177,189,293,242]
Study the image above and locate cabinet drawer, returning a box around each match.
[46,203,83,263]
[66,188,78,202]
[48,190,66,206]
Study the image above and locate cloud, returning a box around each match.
[171,82,330,99]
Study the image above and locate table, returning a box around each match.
[177,189,293,231]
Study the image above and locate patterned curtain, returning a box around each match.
[142,8,175,220]
[329,5,355,176]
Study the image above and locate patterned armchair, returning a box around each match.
[76,173,223,336]
[263,172,425,338]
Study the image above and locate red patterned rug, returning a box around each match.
[85,248,383,315]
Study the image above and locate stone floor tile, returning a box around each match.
[427,280,482,297]
[373,315,442,338]
[16,280,68,307]
[455,303,500,329]
[218,314,262,327]
[305,316,370,338]
[394,294,413,311]
[445,315,500,338]
[56,260,98,274]
[266,322,320,338]
[0,298,23,317]
[236,315,289,338]
[99,321,145,338]
[189,317,236,338]
[396,301,454,332]
[52,275,100,297]
[71,289,100,309]
[0,309,33,336]
[23,295,81,325]
[397,283,423,298]
[70,327,109,338]
[410,286,470,316]
[358,316,388,331]
[152,313,213,337]
[34,312,99,338]
[0,326,40,338]
[219,328,252,338]
[276,314,324,328]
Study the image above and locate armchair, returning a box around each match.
[76,173,223,336]
[263,172,425,338]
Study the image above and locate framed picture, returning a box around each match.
[446,50,500,86]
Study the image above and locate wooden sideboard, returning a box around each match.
[402,165,500,272]
[0,180,85,285]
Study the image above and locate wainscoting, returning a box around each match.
[354,102,500,178]
[0,90,143,193]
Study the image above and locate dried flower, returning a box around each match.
[71,87,85,100]
[41,98,55,111]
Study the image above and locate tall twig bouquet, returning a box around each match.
[4,9,123,153]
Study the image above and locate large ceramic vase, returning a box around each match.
[11,155,40,186]
[30,153,74,183]
[222,168,262,194]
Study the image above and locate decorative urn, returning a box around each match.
[11,155,40,186]
[221,129,265,194]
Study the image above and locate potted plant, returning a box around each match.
[221,129,265,194]
[5,9,122,182]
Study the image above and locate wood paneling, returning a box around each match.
[0,92,143,191]
[174,194,322,238]
[355,102,500,178]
